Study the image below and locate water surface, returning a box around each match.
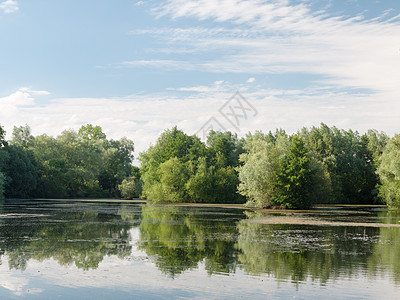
[0,199,399,299]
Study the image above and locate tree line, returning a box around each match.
[0,124,140,200]
[1,123,400,208]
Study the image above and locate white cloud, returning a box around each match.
[2,82,400,166]
[121,60,190,70]
[141,0,400,98]
[0,0,18,14]
[0,89,35,106]
[19,87,51,96]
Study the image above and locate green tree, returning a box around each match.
[272,137,315,209]
[99,137,135,196]
[140,127,205,202]
[237,131,289,208]
[0,124,7,148]
[185,156,244,204]
[238,131,327,208]
[0,125,8,199]
[78,124,107,141]
[298,123,378,204]
[206,130,245,167]
[156,157,189,202]
[10,124,34,148]
[2,145,39,198]
[0,172,5,199]
[118,176,141,199]
[31,134,69,198]
[377,135,400,208]
[185,157,216,203]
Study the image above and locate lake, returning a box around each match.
[1,199,400,299]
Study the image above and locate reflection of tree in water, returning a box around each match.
[235,212,380,284]
[368,211,400,283]
[0,202,137,270]
[137,205,242,277]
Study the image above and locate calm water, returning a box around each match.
[1,200,400,299]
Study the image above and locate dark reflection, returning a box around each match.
[0,200,139,270]
[369,211,400,283]
[1,200,400,287]
[137,207,400,283]
[137,205,243,277]
[235,214,380,283]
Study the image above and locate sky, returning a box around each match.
[1,0,400,161]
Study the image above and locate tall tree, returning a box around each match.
[0,125,7,199]
[11,124,34,148]
[377,135,400,208]
[298,123,378,204]
[237,131,289,208]
[99,138,135,196]
[0,124,7,149]
[3,145,39,199]
[272,137,314,209]
[140,127,205,202]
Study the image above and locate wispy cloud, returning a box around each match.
[0,0,18,14]
[129,0,400,96]
[121,59,192,70]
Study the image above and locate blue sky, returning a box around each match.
[1,0,400,159]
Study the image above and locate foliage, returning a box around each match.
[377,135,400,208]
[271,137,315,209]
[2,145,39,198]
[0,172,5,199]
[98,137,135,196]
[10,124,34,148]
[0,124,7,148]
[0,122,394,206]
[118,176,142,199]
[237,132,318,209]
[298,123,379,204]
[140,127,244,203]
[237,131,286,208]
[206,130,245,167]
[0,123,135,199]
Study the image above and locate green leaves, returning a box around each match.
[0,123,135,199]
[0,125,7,148]
[377,135,400,208]
[272,137,314,209]
[140,128,244,203]
[237,133,316,209]
[237,131,288,208]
